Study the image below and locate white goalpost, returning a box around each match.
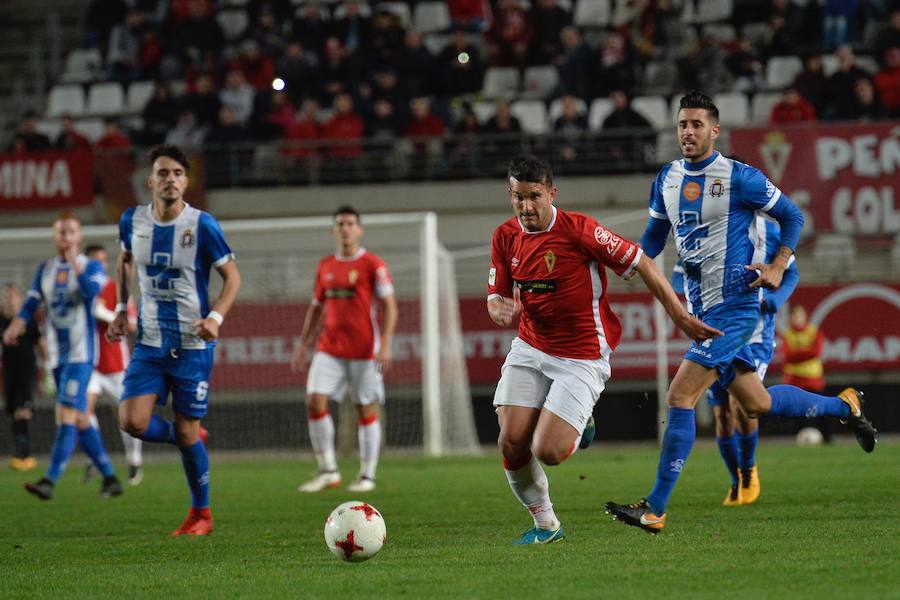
[0,211,480,457]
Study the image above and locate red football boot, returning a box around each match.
[199,426,208,445]
[171,507,214,536]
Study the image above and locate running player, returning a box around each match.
[4,212,123,499]
[605,92,877,533]
[488,154,722,544]
[108,145,241,536]
[291,206,398,493]
[82,244,143,486]
[1,282,44,471]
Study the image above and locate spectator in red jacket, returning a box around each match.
[95,118,132,150]
[321,93,365,159]
[239,39,277,91]
[55,115,92,151]
[485,0,532,68]
[448,0,488,33]
[283,98,321,162]
[770,88,817,123]
[874,46,900,116]
[402,96,446,178]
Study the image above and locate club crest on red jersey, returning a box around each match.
[348,269,358,285]
[544,250,556,273]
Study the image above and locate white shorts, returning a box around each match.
[493,337,611,434]
[87,371,125,401]
[307,352,385,405]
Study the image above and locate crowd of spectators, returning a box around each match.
[6,0,900,179]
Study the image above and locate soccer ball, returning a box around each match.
[796,426,825,447]
[324,501,387,562]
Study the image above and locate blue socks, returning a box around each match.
[716,435,740,485]
[739,430,758,470]
[767,385,850,419]
[78,426,114,478]
[647,407,696,516]
[46,424,78,483]
[140,414,177,445]
[180,440,210,509]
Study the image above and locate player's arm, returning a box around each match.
[290,302,325,372]
[93,298,117,323]
[486,229,520,327]
[633,253,723,342]
[376,293,398,372]
[194,260,241,343]
[3,265,44,346]
[107,249,134,341]
[761,260,799,315]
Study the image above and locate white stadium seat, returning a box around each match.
[482,67,520,99]
[413,2,451,34]
[549,96,587,124]
[126,80,156,113]
[472,101,497,125]
[641,60,678,96]
[74,118,105,142]
[713,92,750,127]
[573,0,610,27]
[587,97,613,131]
[36,119,63,142]
[377,2,412,28]
[61,48,102,84]
[750,91,781,124]
[522,66,560,99]
[422,33,451,55]
[631,95,669,130]
[86,82,125,116]
[511,100,549,135]
[217,9,249,42]
[765,55,803,90]
[47,84,86,118]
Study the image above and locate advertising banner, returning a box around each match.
[0,151,95,210]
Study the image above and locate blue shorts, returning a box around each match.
[685,303,758,389]
[53,363,93,411]
[706,341,774,407]
[122,344,214,418]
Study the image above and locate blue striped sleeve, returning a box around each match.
[17,262,45,324]
[118,207,135,252]
[764,196,804,252]
[199,212,234,268]
[77,259,106,301]
[763,260,799,314]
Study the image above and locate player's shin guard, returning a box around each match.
[504,453,559,530]
[78,426,115,478]
[46,424,78,483]
[646,407,696,516]
[716,435,740,486]
[308,411,337,472]
[738,430,758,470]
[357,414,380,480]
[12,418,30,459]
[767,385,851,419]
[180,440,210,509]
[140,414,177,444]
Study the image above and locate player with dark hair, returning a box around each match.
[108,144,241,535]
[4,212,123,500]
[291,205,398,493]
[488,154,722,544]
[605,92,877,533]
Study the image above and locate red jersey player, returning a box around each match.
[291,206,398,493]
[83,245,143,485]
[488,155,721,544]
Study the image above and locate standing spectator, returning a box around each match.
[726,35,764,94]
[142,82,180,145]
[107,9,145,84]
[248,4,287,57]
[292,1,330,56]
[780,304,831,442]
[165,110,207,152]
[555,26,593,100]
[220,70,256,125]
[593,32,638,99]
[396,30,437,99]
[793,52,829,117]
[238,40,277,91]
[170,0,224,67]
[553,94,589,166]
[770,87,817,123]
[485,0,533,69]
[331,0,372,56]
[601,90,653,167]
[185,73,222,127]
[7,112,51,153]
[369,8,406,69]
[84,0,128,56]
[530,0,572,65]
[824,45,871,119]
[448,0,488,33]
[874,47,900,117]
[55,116,92,151]
[438,29,485,98]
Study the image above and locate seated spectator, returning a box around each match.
[320,37,362,103]
[402,97,446,178]
[485,0,533,69]
[369,8,406,68]
[220,70,256,125]
[95,118,132,151]
[874,47,900,117]
[761,14,797,60]
[238,39,277,91]
[184,50,224,91]
[138,27,163,80]
[165,110,207,152]
[770,88,817,123]
[206,105,249,145]
[142,82,180,145]
[169,0,213,24]
[630,0,686,63]
[482,99,523,166]
[278,42,321,103]
[321,93,365,159]
[365,98,404,179]
[185,73,222,127]
[448,103,482,175]
[824,45,871,119]
[397,30,437,99]
[839,77,889,121]
[332,0,372,56]
[7,111,51,152]
[593,32,638,99]
[874,9,900,65]
[438,29,485,98]
[793,52,829,116]
[726,35,764,94]
[555,26,592,100]
[55,115,92,151]
[530,0,571,66]
[602,90,654,167]
[247,0,293,24]
[283,98,321,161]
[448,0,488,33]
[292,1,330,56]
[256,90,296,140]
[367,98,401,140]
[249,3,287,57]
[553,94,588,164]
[106,9,145,84]
[84,0,128,56]
[170,0,224,67]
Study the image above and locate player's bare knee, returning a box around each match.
[666,389,695,409]
[497,431,529,462]
[533,444,567,466]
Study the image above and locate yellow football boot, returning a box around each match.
[739,466,760,505]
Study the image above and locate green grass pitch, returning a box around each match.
[2,441,898,599]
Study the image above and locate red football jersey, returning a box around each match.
[95,280,134,374]
[313,249,394,360]
[488,207,643,359]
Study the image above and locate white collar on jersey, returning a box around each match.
[149,201,192,227]
[519,205,558,235]
[681,151,721,174]
[334,247,366,261]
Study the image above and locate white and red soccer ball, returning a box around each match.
[324,501,387,562]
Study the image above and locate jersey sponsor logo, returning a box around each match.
[348,269,359,285]
[682,181,702,201]
[514,279,556,293]
[488,267,496,286]
[511,257,520,268]
[594,226,622,255]
[619,245,635,265]
[55,269,69,285]
[709,178,724,197]
[544,250,556,274]
[179,228,195,249]
[325,288,357,299]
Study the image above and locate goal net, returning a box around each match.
[0,212,480,457]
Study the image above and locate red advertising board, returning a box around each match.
[0,151,95,210]
[730,122,900,236]
[211,283,900,390]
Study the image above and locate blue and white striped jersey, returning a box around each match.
[647,151,786,315]
[19,255,106,368]
[119,203,234,350]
